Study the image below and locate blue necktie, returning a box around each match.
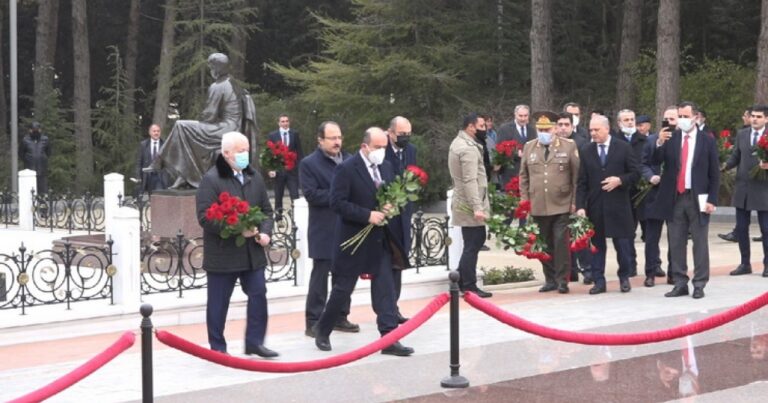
[521,126,526,142]
[599,144,607,167]
[753,131,760,147]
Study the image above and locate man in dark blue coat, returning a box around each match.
[195,131,278,357]
[267,114,304,211]
[135,124,168,193]
[299,121,359,337]
[312,127,413,356]
[652,101,720,299]
[384,116,417,323]
[576,115,640,295]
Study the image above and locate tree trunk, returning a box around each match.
[655,0,680,125]
[755,0,768,103]
[33,0,60,117]
[152,0,177,129]
[230,2,247,81]
[615,0,642,111]
[496,0,504,88]
[124,0,141,121]
[530,0,554,111]
[0,5,7,171]
[72,0,94,190]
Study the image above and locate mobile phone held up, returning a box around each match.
[662,119,676,133]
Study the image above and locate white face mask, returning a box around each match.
[677,117,694,133]
[572,115,580,128]
[537,131,553,145]
[367,147,386,165]
[621,126,635,135]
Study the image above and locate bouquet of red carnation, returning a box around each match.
[205,192,267,247]
[492,140,521,169]
[260,140,298,172]
[504,176,521,197]
[341,165,429,254]
[717,129,734,163]
[485,214,551,262]
[568,214,597,253]
[632,178,653,208]
[514,199,531,219]
[751,134,768,180]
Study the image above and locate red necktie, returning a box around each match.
[677,135,690,194]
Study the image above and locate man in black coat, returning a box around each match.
[299,121,359,337]
[312,127,413,356]
[267,114,303,211]
[496,104,535,186]
[651,101,720,299]
[19,122,51,194]
[564,102,590,148]
[196,131,278,357]
[135,124,168,193]
[722,104,768,278]
[576,115,640,295]
[384,116,417,323]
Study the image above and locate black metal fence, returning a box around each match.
[32,190,106,234]
[0,240,115,314]
[409,211,450,271]
[0,188,19,228]
[119,193,152,233]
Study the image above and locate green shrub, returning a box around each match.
[480,266,535,285]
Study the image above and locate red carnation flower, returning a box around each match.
[719,129,731,138]
[226,214,239,226]
[219,192,231,203]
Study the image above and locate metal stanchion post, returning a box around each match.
[140,303,154,403]
[441,270,469,388]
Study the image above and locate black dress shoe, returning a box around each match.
[589,285,606,295]
[729,264,752,276]
[396,312,409,324]
[245,345,279,358]
[474,288,493,298]
[479,244,491,251]
[754,236,764,242]
[305,327,315,338]
[762,268,768,277]
[558,283,569,294]
[665,286,689,297]
[620,278,631,293]
[718,232,737,242]
[313,325,332,351]
[582,274,594,285]
[644,277,655,287]
[334,318,361,332]
[381,341,414,356]
[539,283,557,292]
[654,267,666,277]
[692,287,705,299]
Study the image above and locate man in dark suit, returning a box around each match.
[267,114,303,211]
[718,107,754,243]
[613,109,648,277]
[653,101,720,299]
[576,115,640,295]
[135,124,168,193]
[19,122,51,194]
[723,104,768,278]
[195,131,278,357]
[384,116,417,323]
[312,127,413,356]
[299,121,359,337]
[564,102,590,147]
[496,104,536,187]
[641,106,679,287]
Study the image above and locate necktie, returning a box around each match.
[370,163,382,187]
[521,126,527,142]
[544,145,550,160]
[753,131,760,147]
[677,135,690,194]
[235,172,244,185]
[282,131,289,147]
[599,144,606,166]
[396,150,403,165]
[152,141,158,159]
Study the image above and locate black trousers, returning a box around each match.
[305,259,351,328]
[316,252,397,337]
[735,208,768,266]
[668,192,709,288]
[533,213,570,286]
[274,171,299,210]
[458,226,486,290]
[206,269,267,353]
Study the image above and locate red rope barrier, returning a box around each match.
[9,331,136,403]
[156,292,450,372]
[464,291,768,345]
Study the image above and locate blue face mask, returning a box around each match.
[234,151,249,170]
[538,132,553,145]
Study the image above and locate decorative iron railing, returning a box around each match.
[118,192,152,233]
[0,189,19,228]
[32,190,105,234]
[0,240,115,314]
[409,211,450,271]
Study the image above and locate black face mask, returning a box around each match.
[395,135,410,148]
[475,130,487,142]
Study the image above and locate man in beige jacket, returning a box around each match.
[520,111,580,294]
[448,113,493,298]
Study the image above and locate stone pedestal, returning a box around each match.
[150,189,202,239]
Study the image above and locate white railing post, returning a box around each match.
[293,197,311,286]
[446,189,463,270]
[103,173,125,238]
[18,169,37,230]
[111,206,142,309]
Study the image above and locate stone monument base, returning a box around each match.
[150,189,202,239]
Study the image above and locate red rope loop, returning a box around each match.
[464,291,768,345]
[156,292,450,372]
[9,331,136,403]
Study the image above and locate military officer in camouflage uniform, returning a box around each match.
[519,111,581,294]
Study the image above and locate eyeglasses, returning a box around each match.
[322,136,343,141]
